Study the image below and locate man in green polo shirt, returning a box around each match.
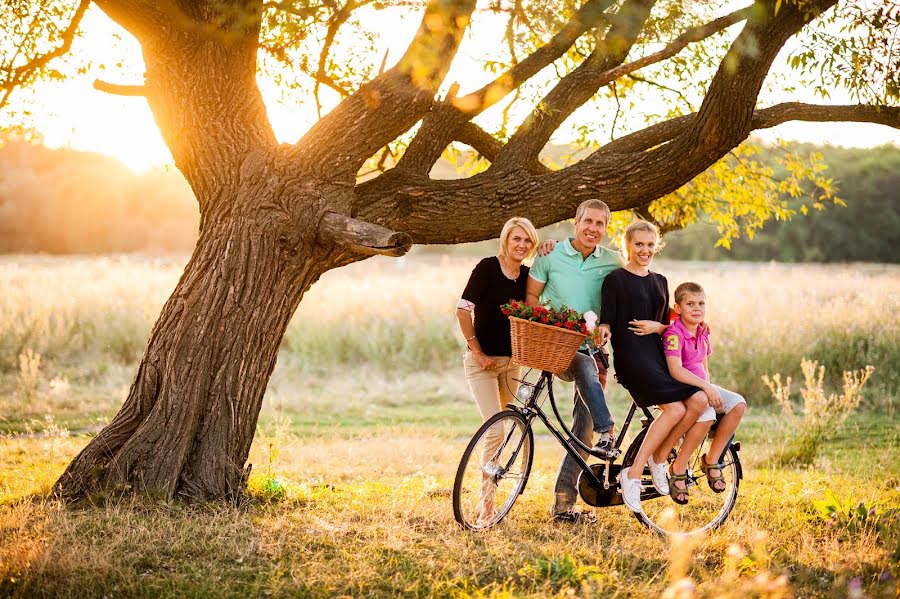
[526,199,623,523]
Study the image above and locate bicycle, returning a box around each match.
[451,367,743,535]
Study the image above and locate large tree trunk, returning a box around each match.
[54,180,342,500]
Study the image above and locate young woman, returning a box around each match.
[455,216,539,522]
[597,221,711,512]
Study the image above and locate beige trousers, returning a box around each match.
[463,351,522,517]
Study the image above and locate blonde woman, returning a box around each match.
[456,217,538,522]
[597,220,710,514]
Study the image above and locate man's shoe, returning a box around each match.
[619,468,643,513]
[648,455,670,495]
[591,431,615,458]
[552,510,597,524]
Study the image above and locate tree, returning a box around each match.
[1,0,897,500]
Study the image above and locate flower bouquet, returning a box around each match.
[500,301,596,374]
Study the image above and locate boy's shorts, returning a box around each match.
[697,384,746,423]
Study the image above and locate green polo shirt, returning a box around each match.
[529,238,623,316]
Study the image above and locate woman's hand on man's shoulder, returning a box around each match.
[535,239,557,257]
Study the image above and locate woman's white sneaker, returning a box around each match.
[648,455,670,495]
[619,467,643,513]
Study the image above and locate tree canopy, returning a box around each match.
[2,0,898,247]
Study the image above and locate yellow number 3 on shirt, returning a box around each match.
[665,335,679,351]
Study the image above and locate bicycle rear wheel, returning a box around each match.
[622,430,741,535]
[452,410,534,530]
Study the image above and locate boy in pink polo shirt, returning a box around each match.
[662,282,746,502]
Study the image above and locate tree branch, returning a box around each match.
[290,0,477,180]
[453,122,505,163]
[626,73,695,112]
[93,79,148,96]
[596,5,753,86]
[601,102,900,155]
[263,1,321,20]
[387,0,614,177]
[751,102,900,130]
[260,41,354,97]
[0,0,90,111]
[353,3,900,247]
[317,212,412,257]
[314,0,358,119]
[452,0,615,116]
[492,0,657,171]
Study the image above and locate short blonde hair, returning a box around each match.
[674,281,705,305]
[575,199,611,223]
[498,217,539,260]
[621,220,665,261]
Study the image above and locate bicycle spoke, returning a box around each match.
[627,435,740,535]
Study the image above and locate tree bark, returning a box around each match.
[54,177,349,499]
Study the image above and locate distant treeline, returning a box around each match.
[664,144,900,263]
[1,141,898,261]
[0,142,198,254]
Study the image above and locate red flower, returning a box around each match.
[541,316,549,324]
[564,321,575,330]
[554,322,563,327]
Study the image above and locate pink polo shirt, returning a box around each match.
[663,317,712,381]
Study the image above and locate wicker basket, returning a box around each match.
[509,317,586,374]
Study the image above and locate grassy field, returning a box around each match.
[1,255,898,597]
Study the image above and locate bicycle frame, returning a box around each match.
[507,371,655,490]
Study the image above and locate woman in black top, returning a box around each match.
[456,216,538,523]
[598,221,709,513]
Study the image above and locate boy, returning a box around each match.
[662,282,746,501]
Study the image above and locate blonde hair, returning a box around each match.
[574,199,610,223]
[621,220,665,261]
[498,217,539,260]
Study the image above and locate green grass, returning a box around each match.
[1,408,898,598]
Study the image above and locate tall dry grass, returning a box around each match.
[1,255,897,423]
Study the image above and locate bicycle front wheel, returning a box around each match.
[452,410,534,530]
[623,431,741,535]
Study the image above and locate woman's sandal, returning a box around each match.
[699,453,727,493]
[668,467,690,505]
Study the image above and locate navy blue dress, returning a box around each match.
[599,268,699,408]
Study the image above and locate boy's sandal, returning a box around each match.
[699,453,727,493]
[668,467,690,505]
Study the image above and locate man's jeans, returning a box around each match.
[552,350,612,514]
[567,350,612,433]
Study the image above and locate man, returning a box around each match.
[526,199,623,523]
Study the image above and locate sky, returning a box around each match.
[20,2,900,173]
